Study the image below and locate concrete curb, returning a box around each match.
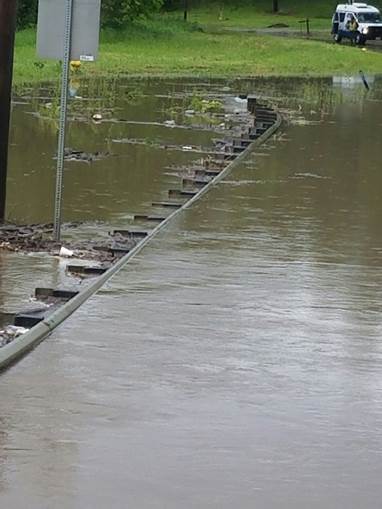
[0,111,282,373]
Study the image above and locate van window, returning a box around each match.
[334,12,339,21]
[357,12,382,23]
[339,13,345,22]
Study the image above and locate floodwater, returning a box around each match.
[1,76,382,508]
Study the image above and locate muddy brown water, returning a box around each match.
[1,77,382,508]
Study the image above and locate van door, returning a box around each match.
[338,11,346,30]
[332,12,339,34]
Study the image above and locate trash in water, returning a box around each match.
[0,325,29,347]
[62,148,110,163]
[59,246,74,257]
[234,97,247,104]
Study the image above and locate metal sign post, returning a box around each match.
[37,0,101,242]
[53,0,73,242]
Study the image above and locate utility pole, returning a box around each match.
[0,0,18,223]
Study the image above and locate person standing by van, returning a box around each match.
[346,14,359,43]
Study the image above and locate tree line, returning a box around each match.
[17,0,171,29]
[17,1,281,29]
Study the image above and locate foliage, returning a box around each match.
[16,0,165,29]
[162,0,181,11]
[163,0,382,19]
[16,0,382,29]
[101,0,164,28]
[190,95,223,113]
[17,0,38,29]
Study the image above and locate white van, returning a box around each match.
[332,2,382,45]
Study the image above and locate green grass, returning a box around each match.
[181,0,382,26]
[171,0,382,32]
[179,4,329,30]
[13,12,382,87]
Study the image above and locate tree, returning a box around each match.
[100,0,164,28]
[15,0,165,30]
[17,0,38,28]
[272,0,279,13]
[162,0,179,10]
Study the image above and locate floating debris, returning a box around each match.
[59,246,74,257]
[0,223,56,253]
[62,148,111,163]
[110,137,227,155]
[92,113,103,123]
[0,326,29,348]
[0,223,137,262]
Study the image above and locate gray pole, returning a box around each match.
[53,0,73,242]
[0,0,18,223]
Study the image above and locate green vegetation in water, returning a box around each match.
[189,95,223,113]
[31,77,145,131]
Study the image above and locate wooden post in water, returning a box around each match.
[247,95,257,115]
[0,0,18,223]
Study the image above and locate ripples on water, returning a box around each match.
[1,77,382,508]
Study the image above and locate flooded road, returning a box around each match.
[1,77,382,507]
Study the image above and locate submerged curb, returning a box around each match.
[0,109,282,373]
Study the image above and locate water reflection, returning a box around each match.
[7,75,379,226]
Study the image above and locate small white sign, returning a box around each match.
[80,55,95,62]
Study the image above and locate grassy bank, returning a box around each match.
[180,0,382,29]
[178,2,330,30]
[14,14,382,87]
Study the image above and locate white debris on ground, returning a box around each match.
[59,246,74,257]
[0,325,29,347]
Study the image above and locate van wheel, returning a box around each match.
[355,33,366,45]
[334,34,342,43]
